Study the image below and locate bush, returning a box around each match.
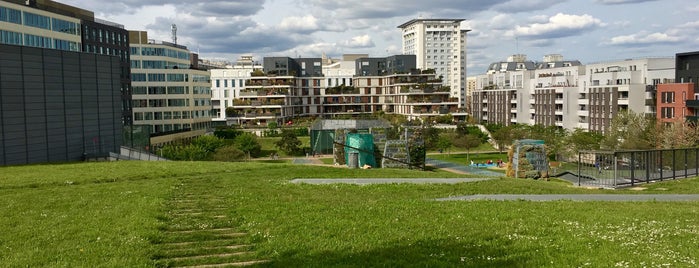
[214,126,243,140]
[212,145,247,162]
[235,133,262,157]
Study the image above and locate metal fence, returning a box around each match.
[573,148,699,188]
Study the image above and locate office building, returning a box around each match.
[129,31,212,146]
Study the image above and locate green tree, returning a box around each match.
[602,110,658,150]
[422,126,440,150]
[214,126,242,139]
[660,119,699,149]
[191,135,226,154]
[275,129,302,155]
[235,133,262,158]
[567,128,603,151]
[436,136,453,154]
[461,134,482,164]
[490,125,514,153]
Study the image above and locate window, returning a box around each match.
[24,34,52,49]
[51,18,78,35]
[661,92,675,103]
[167,86,185,94]
[661,107,674,119]
[54,39,78,51]
[132,86,147,94]
[0,7,22,24]
[148,73,166,82]
[0,30,22,45]
[23,12,50,29]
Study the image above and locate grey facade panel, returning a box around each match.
[0,44,122,166]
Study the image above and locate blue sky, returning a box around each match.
[59,0,699,75]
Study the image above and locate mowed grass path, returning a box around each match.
[1,161,699,267]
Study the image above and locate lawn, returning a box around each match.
[1,161,699,267]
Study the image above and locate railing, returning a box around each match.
[570,148,699,189]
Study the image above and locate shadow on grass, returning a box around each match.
[253,238,529,267]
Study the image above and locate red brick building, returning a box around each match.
[656,83,694,123]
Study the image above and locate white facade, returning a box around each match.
[210,55,262,124]
[399,19,468,108]
[472,55,676,133]
[130,31,212,145]
[321,53,362,87]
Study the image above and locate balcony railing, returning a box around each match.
[686,100,699,107]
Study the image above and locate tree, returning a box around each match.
[235,132,262,158]
[422,126,440,150]
[191,135,226,154]
[602,110,658,150]
[461,134,482,164]
[436,136,453,154]
[490,125,514,153]
[660,119,699,149]
[214,126,242,139]
[564,128,604,160]
[275,129,302,155]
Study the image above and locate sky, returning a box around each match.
[58,0,699,76]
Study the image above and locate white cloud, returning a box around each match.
[343,35,375,48]
[595,0,658,4]
[609,32,683,45]
[279,15,320,33]
[510,13,603,38]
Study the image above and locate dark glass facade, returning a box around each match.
[0,44,122,165]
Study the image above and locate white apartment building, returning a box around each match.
[472,54,675,133]
[398,19,469,108]
[210,55,262,125]
[322,53,363,87]
[129,31,212,145]
[581,58,674,132]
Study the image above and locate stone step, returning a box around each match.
[174,259,269,268]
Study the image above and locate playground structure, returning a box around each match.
[507,139,549,179]
[309,119,425,169]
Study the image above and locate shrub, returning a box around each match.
[212,145,246,162]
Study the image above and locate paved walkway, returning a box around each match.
[290,178,494,185]
[436,194,699,202]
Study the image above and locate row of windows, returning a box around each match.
[131,60,190,70]
[132,73,208,82]
[0,30,79,51]
[0,6,22,24]
[24,33,79,51]
[0,29,22,45]
[214,79,245,88]
[84,26,126,46]
[133,86,189,95]
[131,47,190,60]
[135,99,208,109]
[133,110,212,121]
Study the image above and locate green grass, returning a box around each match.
[2,161,699,267]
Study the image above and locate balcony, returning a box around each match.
[686,100,699,107]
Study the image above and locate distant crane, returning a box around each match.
[171,24,177,45]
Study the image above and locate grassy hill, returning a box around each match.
[1,161,698,267]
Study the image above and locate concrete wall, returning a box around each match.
[0,44,122,165]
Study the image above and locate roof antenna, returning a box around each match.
[171,24,177,45]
